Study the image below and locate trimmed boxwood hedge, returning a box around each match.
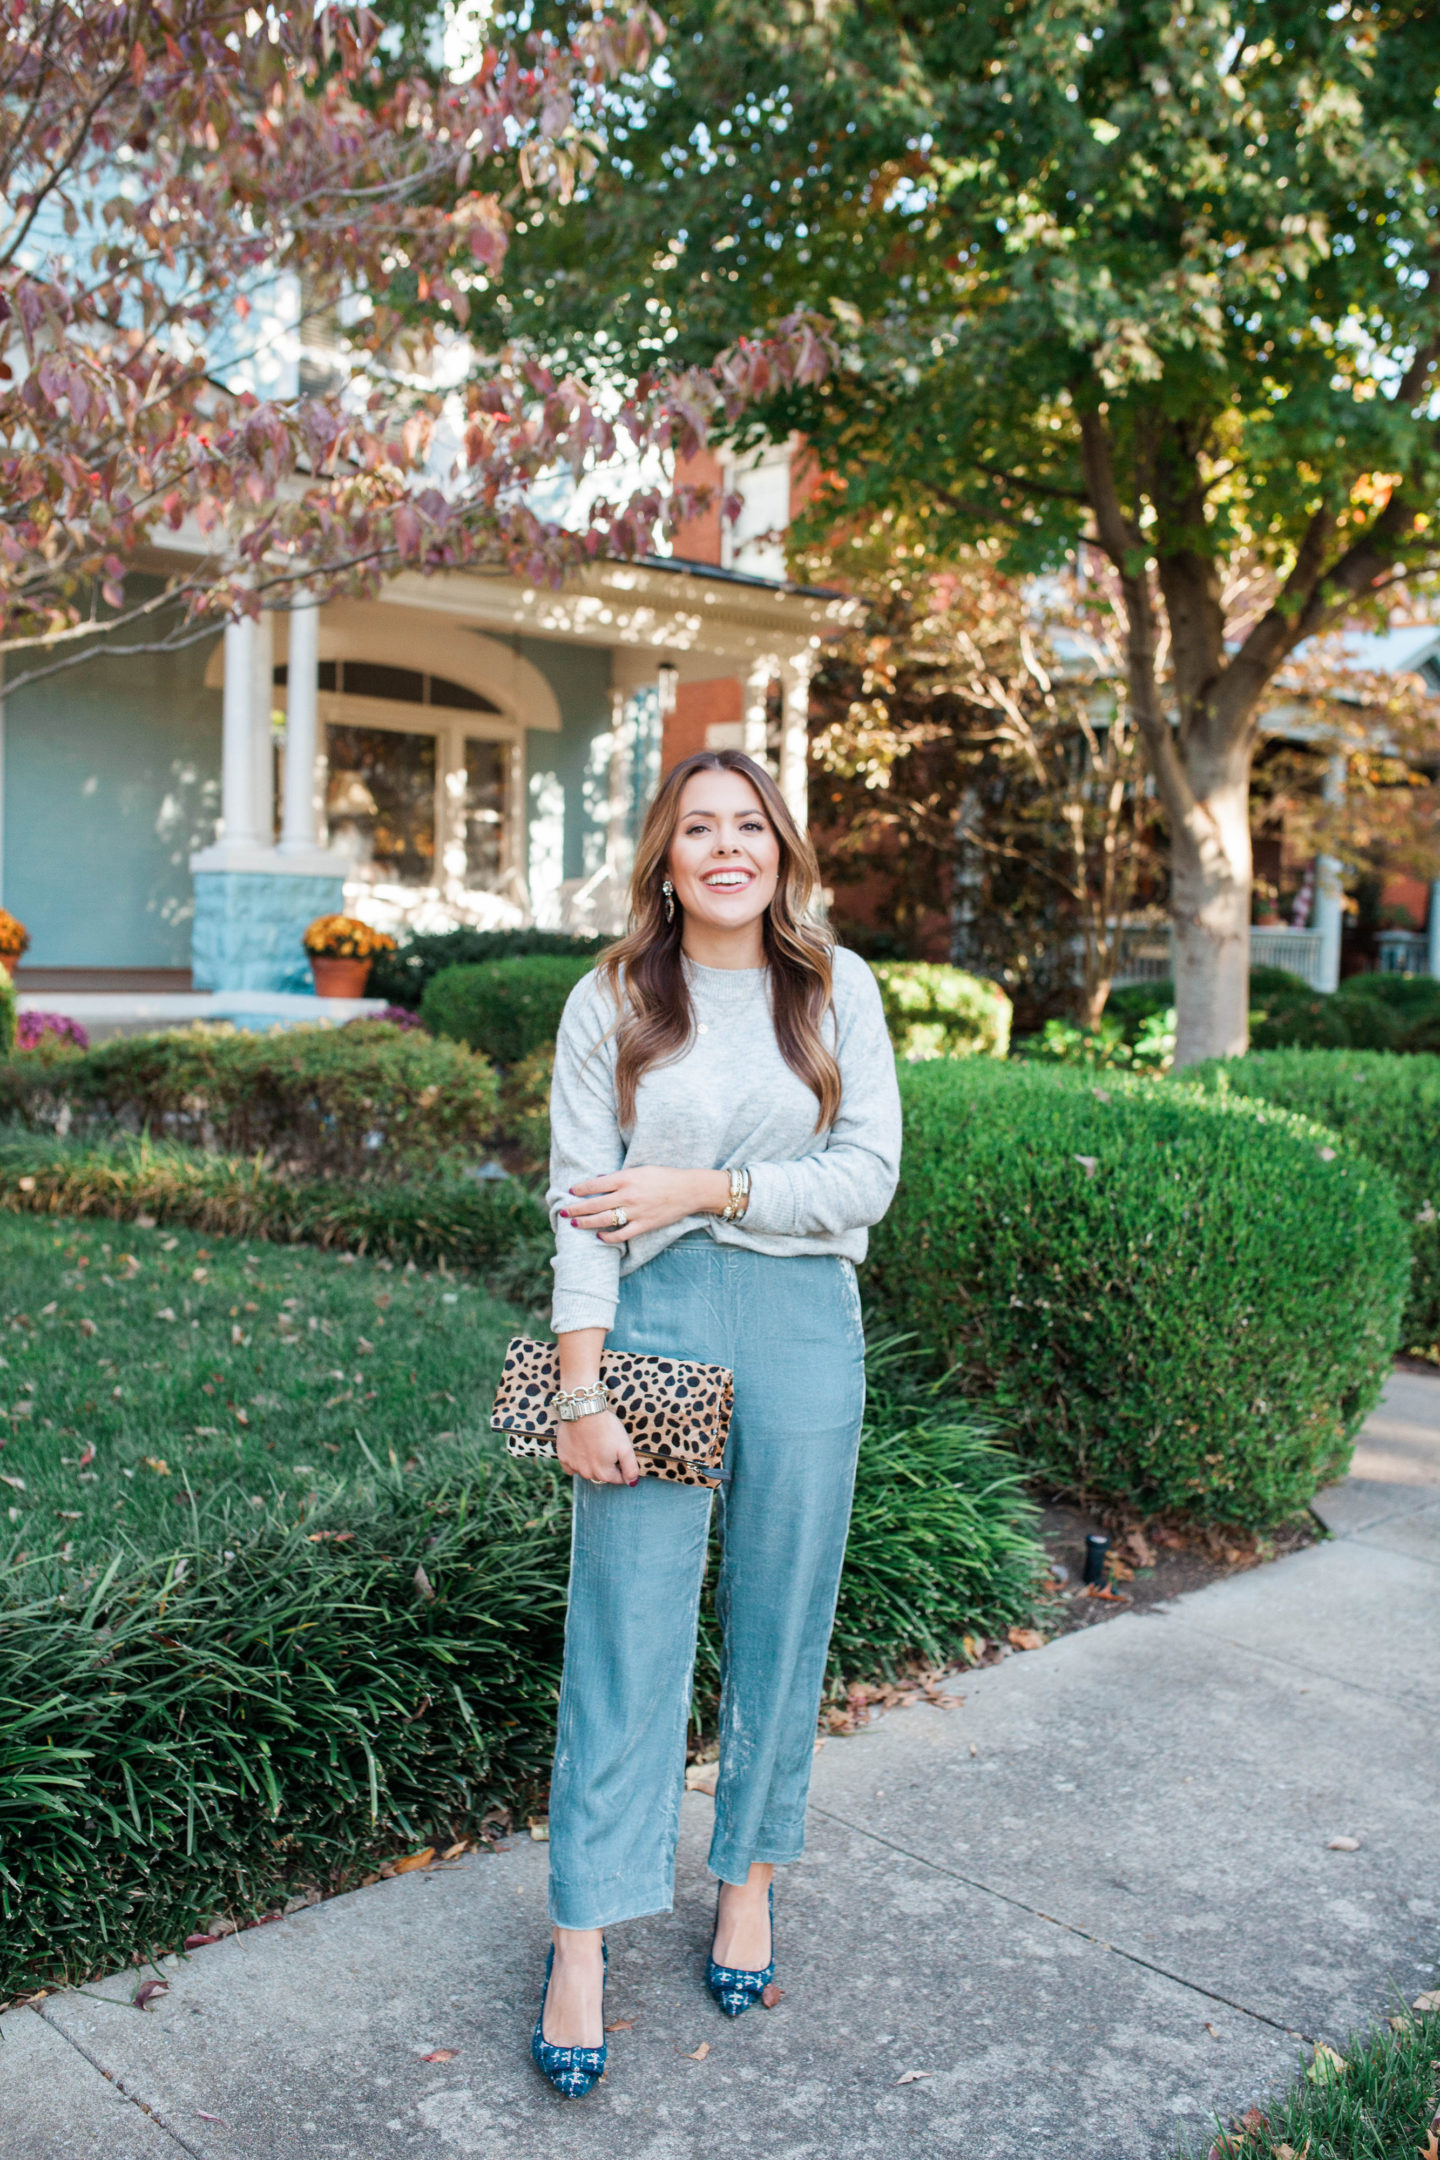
[866,1061,1409,1523]
[421,955,595,1065]
[369,926,607,1010]
[0,1023,497,1180]
[870,960,1011,1061]
[1192,1049,1440,1352]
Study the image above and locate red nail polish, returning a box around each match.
[627,1478,639,1487]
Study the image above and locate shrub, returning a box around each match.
[0,971,14,1060]
[0,1023,498,1179]
[1018,1007,1176,1071]
[498,1041,555,1175]
[370,927,608,1010]
[870,960,1011,1061]
[866,1061,1409,1523]
[421,955,594,1065]
[0,1128,551,1299]
[1191,1048,1440,1351]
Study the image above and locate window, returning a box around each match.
[275,661,499,713]
[463,737,508,885]
[325,724,436,884]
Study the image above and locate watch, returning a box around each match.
[551,1381,614,1422]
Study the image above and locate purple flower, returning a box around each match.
[345,1005,423,1032]
[17,1010,90,1051]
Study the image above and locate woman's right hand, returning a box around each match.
[554,1406,640,1486]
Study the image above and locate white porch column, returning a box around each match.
[279,603,321,856]
[219,616,260,848]
[777,655,813,826]
[604,684,634,881]
[1314,751,1346,994]
[742,658,772,766]
[250,609,276,847]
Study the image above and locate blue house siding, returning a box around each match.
[519,636,613,906]
[4,627,222,968]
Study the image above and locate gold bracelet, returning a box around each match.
[720,1165,751,1222]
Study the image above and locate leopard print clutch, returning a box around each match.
[491,1335,733,1486]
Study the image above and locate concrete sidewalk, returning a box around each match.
[7,1375,1438,2160]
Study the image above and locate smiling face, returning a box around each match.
[666,766,782,942]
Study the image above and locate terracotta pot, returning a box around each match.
[310,955,372,999]
[0,952,17,979]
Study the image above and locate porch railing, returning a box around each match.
[1112,924,1330,990]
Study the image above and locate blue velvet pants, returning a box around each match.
[546,1235,866,1930]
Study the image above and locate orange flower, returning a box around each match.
[302,914,397,959]
[0,909,30,956]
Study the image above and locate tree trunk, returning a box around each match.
[1169,750,1253,1068]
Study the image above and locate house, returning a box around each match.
[6,438,848,1030]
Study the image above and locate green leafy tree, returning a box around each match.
[473,0,1440,1064]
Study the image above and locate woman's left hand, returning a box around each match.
[562,1166,731,1243]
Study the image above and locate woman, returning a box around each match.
[533,747,901,2097]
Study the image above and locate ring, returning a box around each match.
[611,1207,628,1229]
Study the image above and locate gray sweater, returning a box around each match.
[546,947,903,1335]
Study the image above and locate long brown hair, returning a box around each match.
[598,749,842,1130]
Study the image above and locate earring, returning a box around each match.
[661,878,676,925]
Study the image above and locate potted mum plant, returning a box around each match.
[0,910,30,978]
[303,914,396,999]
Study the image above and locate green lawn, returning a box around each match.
[0,1211,521,1565]
[1183,2002,1440,2160]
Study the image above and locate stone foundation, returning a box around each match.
[191,870,346,994]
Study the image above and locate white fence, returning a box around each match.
[1112,924,1331,990]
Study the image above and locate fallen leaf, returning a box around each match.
[1412,1989,1440,2012]
[393,1847,435,1874]
[1419,2138,1438,2160]
[145,1457,171,1476]
[133,1978,169,2011]
[1122,1527,1157,1569]
[306,1529,355,1543]
[760,1983,784,2008]
[79,1317,97,1336]
[1307,2042,1346,2082]
[441,1841,469,1860]
[184,1933,219,1949]
[413,1562,435,1602]
[419,2050,457,2063]
[1007,1627,1045,1652]
[605,2019,635,2032]
[1073,1154,1098,1176]
[196,2114,229,2127]
[1327,1836,1361,1851]
[1205,2022,1221,2037]
[78,1443,95,1469]
[683,2041,710,2061]
[895,2069,932,2084]
[155,1308,176,1323]
[0,1473,24,1491]
[528,1819,550,1841]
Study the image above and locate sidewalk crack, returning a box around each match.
[807,1805,1309,2042]
[36,2007,207,2158]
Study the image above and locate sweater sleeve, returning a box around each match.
[742,952,902,1239]
[546,972,625,1336]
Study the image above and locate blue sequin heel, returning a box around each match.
[706,1884,774,2017]
[531,1939,608,2098]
